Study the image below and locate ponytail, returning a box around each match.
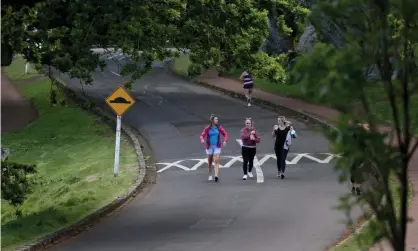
[209,114,216,126]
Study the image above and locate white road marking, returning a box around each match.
[155,153,341,173]
[155,160,191,173]
[253,156,264,183]
[236,139,243,146]
[110,71,121,76]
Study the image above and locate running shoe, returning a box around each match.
[281,173,285,179]
[242,175,248,180]
[214,176,219,182]
[208,175,213,181]
[248,172,253,178]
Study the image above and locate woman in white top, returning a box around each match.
[273,116,297,179]
[282,125,297,177]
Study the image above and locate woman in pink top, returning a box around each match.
[200,114,229,182]
[240,118,260,180]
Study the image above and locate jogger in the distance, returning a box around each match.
[240,70,254,107]
[200,114,229,182]
[240,118,260,180]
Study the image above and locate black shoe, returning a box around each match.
[281,174,285,179]
[356,187,361,195]
[351,186,356,194]
[214,176,219,182]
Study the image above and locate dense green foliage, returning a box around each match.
[256,0,310,49]
[291,0,418,250]
[1,0,309,84]
[1,159,36,216]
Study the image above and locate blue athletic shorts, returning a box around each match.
[206,145,221,155]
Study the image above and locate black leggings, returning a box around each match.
[241,146,256,174]
[275,148,289,173]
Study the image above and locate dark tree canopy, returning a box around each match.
[1,0,293,83]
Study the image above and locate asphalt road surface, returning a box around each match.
[49,52,359,251]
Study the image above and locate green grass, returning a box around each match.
[331,177,413,251]
[1,73,138,249]
[4,56,43,81]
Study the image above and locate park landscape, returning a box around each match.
[1,0,418,251]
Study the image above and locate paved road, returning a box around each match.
[49,52,358,251]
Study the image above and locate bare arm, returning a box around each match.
[272,125,278,137]
[239,71,246,80]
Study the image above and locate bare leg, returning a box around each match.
[213,154,221,180]
[208,155,213,175]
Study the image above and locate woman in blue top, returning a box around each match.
[200,114,229,182]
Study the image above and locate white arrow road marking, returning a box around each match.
[253,156,264,183]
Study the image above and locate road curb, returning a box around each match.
[15,75,154,251]
[166,64,376,250]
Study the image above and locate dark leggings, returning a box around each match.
[275,148,289,173]
[350,160,363,184]
[241,146,256,174]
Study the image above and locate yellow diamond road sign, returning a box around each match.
[105,86,136,116]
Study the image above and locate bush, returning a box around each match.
[1,159,37,216]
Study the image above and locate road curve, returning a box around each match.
[48,55,358,251]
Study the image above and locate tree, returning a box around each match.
[1,0,288,85]
[255,0,310,55]
[166,0,290,82]
[1,158,37,217]
[291,0,418,250]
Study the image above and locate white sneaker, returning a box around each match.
[208,175,213,181]
[247,103,251,107]
[277,172,282,178]
[248,172,254,178]
[242,175,248,180]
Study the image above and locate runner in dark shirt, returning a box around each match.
[273,116,291,179]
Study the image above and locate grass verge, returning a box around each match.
[1,62,138,250]
[4,56,43,81]
[330,177,413,251]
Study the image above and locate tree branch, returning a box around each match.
[375,1,401,246]
[399,4,411,250]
